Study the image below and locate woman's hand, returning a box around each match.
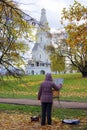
[59,84,62,89]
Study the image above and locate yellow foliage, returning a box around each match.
[0,0,36,71]
[0,112,86,129]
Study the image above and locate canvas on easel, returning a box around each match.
[53,78,64,85]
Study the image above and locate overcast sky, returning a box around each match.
[14,0,87,29]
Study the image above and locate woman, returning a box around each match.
[38,73,62,126]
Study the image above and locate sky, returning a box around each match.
[14,0,87,29]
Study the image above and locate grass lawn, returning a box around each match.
[0,73,87,102]
[0,104,87,130]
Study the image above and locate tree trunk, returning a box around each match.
[81,69,87,78]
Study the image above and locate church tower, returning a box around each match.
[26,9,52,75]
[40,8,49,28]
[36,8,51,48]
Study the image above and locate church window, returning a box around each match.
[40,70,45,74]
[40,63,44,66]
[36,62,39,66]
[31,64,34,67]
[31,70,34,75]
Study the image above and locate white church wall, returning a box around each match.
[25,9,68,75]
[26,66,51,75]
[32,47,48,62]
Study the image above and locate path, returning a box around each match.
[0,98,87,109]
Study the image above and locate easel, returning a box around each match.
[52,89,80,125]
[53,89,62,108]
[53,89,60,99]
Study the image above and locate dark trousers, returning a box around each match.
[41,102,52,125]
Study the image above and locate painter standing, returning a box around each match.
[38,73,62,126]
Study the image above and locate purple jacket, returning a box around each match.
[38,73,61,103]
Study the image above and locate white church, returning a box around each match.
[25,8,66,75]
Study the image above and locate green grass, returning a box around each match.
[0,103,87,119]
[0,103,87,130]
[0,73,87,102]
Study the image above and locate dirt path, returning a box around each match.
[0,98,87,109]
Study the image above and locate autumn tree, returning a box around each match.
[47,43,65,73]
[61,0,87,77]
[50,54,65,73]
[0,0,38,76]
[48,0,87,77]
